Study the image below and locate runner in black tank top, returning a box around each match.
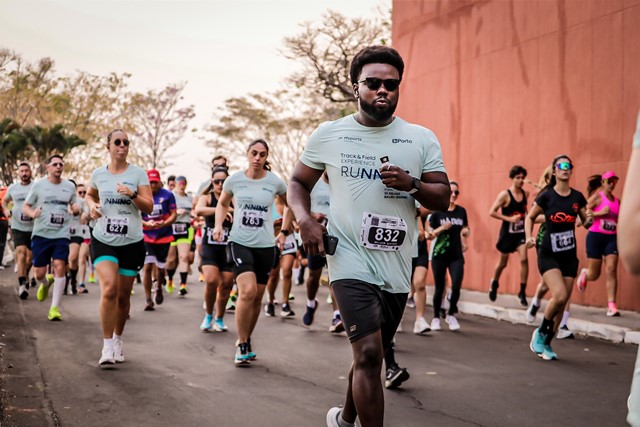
[488,166,529,306]
[194,167,234,333]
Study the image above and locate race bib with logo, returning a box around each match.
[207,227,229,245]
[509,220,524,234]
[20,213,33,222]
[550,230,575,252]
[360,212,407,252]
[151,204,162,217]
[281,234,297,255]
[172,222,188,235]
[49,213,64,227]
[602,219,617,232]
[240,210,266,230]
[103,217,129,236]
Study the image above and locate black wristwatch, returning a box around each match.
[281,229,290,236]
[130,190,138,200]
[407,177,421,195]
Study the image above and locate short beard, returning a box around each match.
[359,98,397,123]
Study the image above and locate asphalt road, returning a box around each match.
[0,270,636,427]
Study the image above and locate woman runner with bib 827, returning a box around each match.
[525,155,593,361]
[85,129,153,368]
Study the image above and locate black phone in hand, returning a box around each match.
[323,233,338,256]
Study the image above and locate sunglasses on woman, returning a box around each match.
[555,162,573,171]
[212,179,225,185]
[113,139,130,147]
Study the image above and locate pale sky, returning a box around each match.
[0,0,388,190]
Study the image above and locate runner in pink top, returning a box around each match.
[577,171,621,317]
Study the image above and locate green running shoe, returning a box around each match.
[37,283,50,302]
[48,306,62,321]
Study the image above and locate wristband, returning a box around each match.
[281,229,290,236]
[130,190,138,200]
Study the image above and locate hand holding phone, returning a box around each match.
[322,233,339,256]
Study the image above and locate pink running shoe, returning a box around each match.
[577,268,588,292]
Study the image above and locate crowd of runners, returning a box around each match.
[0,45,634,427]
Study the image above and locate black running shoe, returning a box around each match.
[517,291,527,307]
[281,303,295,317]
[330,315,345,333]
[385,364,410,389]
[155,287,164,305]
[302,301,317,326]
[265,302,275,317]
[489,280,499,302]
[71,282,77,295]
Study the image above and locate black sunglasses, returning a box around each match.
[113,139,130,147]
[212,179,225,185]
[358,78,400,92]
[452,190,460,196]
[78,191,86,195]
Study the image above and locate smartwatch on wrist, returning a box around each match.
[281,229,290,236]
[407,177,421,195]
[130,190,138,200]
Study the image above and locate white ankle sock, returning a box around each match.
[113,333,122,342]
[51,277,65,308]
[333,310,340,318]
[103,338,114,347]
[532,296,540,307]
[560,311,570,328]
[307,299,316,308]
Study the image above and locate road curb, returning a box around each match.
[455,301,637,345]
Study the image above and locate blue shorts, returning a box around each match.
[31,236,69,267]
[586,232,618,259]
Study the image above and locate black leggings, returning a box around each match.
[431,256,464,318]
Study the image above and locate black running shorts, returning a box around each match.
[227,242,276,285]
[586,231,618,259]
[331,279,407,349]
[11,229,32,248]
[90,237,145,276]
[537,248,579,278]
[200,242,232,272]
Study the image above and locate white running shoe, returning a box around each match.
[431,317,442,331]
[413,317,431,334]
[99,346,116,367]
[556,325,574,339]
[445,314,461,331]
[113,339,125,363]
[326,407,355,427]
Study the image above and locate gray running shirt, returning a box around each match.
[5,182,34,232]
[24,178,78,239]
[173,192,193,224]
[89,164,149,246]
[310,179,331,218]
[68,198,85,237]
[300,115,446,293]
[223,171,287,248]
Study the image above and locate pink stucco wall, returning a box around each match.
[393,0,640,309]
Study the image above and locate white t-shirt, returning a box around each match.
[300,115,446,293]
[223,171,287,248]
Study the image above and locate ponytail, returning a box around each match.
[586,174,602,197]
